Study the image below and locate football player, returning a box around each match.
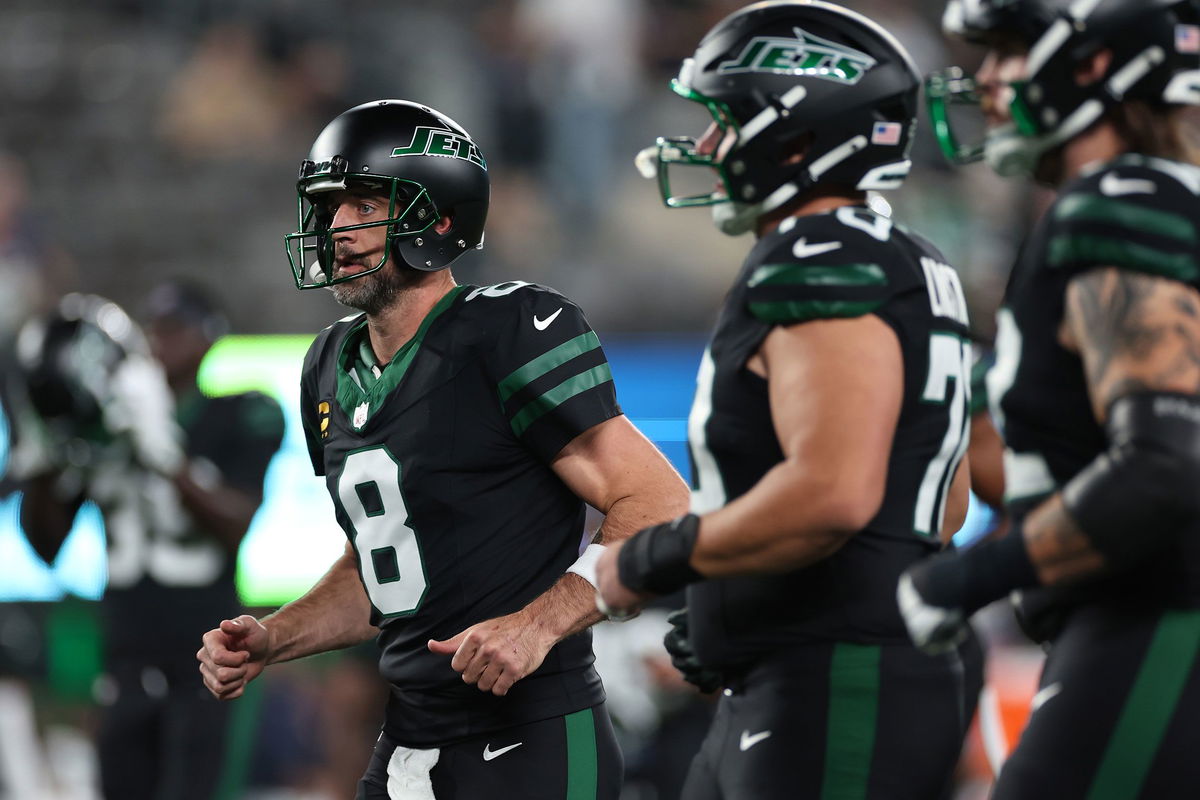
[196,100,689,799]
[595,3,983,798]
[897,0,1200,796]
[16,285,285,800]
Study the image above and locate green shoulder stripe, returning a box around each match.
[498,330,601,405]
[748,262,887,289]
[1055,193,1197,244]
[510,363,613,438]
[1047,234,1199,282]
[749,298,886,324]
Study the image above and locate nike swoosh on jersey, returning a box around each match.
[739,730,772,751]
[792,238,843,259]
[1029,682,1062,713]
[482,742,524,761]
[533,307,563,330]
[1099,172,1157,197]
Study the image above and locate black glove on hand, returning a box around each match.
[663,608,722,694]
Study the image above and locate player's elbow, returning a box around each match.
[784,466,883,555]
[1063,393,1200,565]
[818,461,886,532]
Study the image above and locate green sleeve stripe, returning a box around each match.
[749,298,885,324]
[565,708,598,800]
[498,330,601,404]
[969,360,990,416]
[1087,609,1200,800]
[749,262,887,288]
[510,363,613,438]
[1056,193,1197,244]
[820,643,881,800]
[1047,234,1200,282]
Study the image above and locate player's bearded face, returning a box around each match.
[330,240,411,315]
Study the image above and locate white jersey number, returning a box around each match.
[914,334,973,537]
[337,447,427,618]
[687,348,727,515]
[103,471,223,589]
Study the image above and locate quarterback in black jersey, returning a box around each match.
[597,3,983,798]
[196,100,688,800]
[17,284,284,800]
[900,0,1200,796]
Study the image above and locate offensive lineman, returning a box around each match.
[196,100,689,799]
[596,3,983,798]
[899,0,1200,796]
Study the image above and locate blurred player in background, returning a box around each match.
[13,282,284,800]
[596,2,983,797]
[899,0,1200,795]
[197,99,689,799]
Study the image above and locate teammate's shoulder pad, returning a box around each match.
[745,208,898,324]
[1048,157,1200,284]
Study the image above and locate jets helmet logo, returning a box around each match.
[390,126,487,171]
[717,27,877,85]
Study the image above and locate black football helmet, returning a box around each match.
[930,0,1200,176]
[285,100,490,289]
[15,294,147,438]
[638,0,921,235]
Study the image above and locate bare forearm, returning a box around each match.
[692,461,862,577]
[525,485,689,641]
[262,547,378,663]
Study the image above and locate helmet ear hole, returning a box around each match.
[779,130,814,165]
[433,215,454,235]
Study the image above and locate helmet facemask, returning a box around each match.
[637,73,742,210]
[285,158,439,290]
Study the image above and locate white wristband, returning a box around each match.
[566,543,607,589]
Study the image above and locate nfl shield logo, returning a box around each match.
[353,402,370,429]
[871,122,902,145]
[1177,24,1200,54]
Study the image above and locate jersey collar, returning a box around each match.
[334,285,466,428]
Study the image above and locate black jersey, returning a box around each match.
[687,206,973,669]
[988,155,1200,635]
[299,282,620,747]
[102,390,284,663]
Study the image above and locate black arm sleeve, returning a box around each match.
[1062,392,1200,564]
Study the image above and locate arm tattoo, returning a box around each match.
[1067,269,1200,414]
[1022,496,1106,585]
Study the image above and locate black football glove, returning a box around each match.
[663,608,722,694]
[899,532,1039,655]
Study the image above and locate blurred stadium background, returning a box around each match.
[0,0,1047,798]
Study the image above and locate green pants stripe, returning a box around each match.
[565,707,597,800]
[212,678,265,800]
[820,643,882,800]
[1087,609,1200,800]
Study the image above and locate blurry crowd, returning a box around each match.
[0,0,1050,798]
[0,0,1037,341]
